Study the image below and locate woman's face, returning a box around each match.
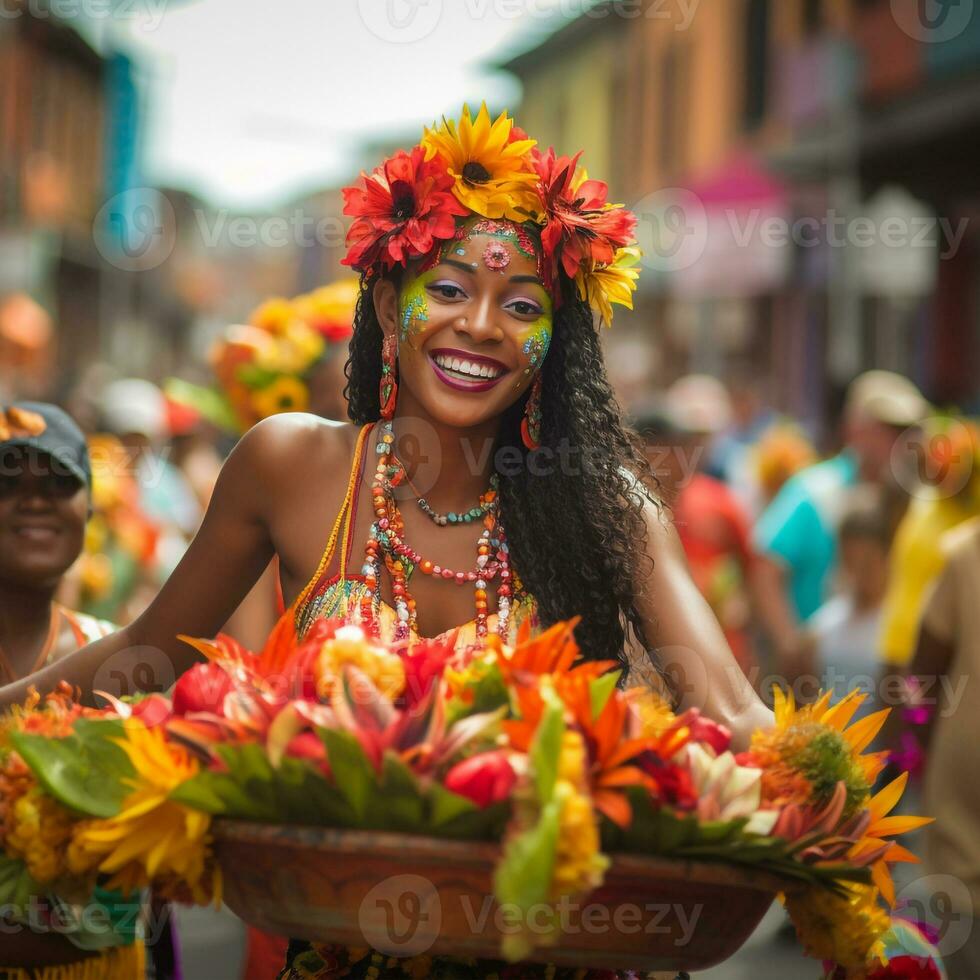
[0,448,88,590]
[375,218,553,431]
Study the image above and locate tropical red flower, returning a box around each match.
[853,955,942,979]
[676,708,732,755]
[532,147,636,291]
[444,750,517,808]
[172,663,234,717]
[342,146,468,273]
[638,753,699,812]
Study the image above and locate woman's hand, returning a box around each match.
[633,498,774,752]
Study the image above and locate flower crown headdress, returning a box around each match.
[341,103,641,326]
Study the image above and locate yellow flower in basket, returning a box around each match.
[314,625,406,701]
[67,719,218,904]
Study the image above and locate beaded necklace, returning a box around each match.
[361,422,513,642]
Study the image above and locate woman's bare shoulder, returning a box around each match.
[219,415,364,522]
[237,414,360,477]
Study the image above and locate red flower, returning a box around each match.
[638,753,699,811]
[172,662,234,717]
[399,635,456,710]
[130,694,172,728]
[865,956,942,979]
[532,147,636,290]
[676,708,732,755]
[342,146,468,273]
[444,750,517,808]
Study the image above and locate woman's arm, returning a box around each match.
[633,499,774,751]
[0,417,322,710]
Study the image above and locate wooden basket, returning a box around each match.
[214,821,790,972]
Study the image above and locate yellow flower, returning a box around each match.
[550,731,608,900]
[79,552,114,601]
[67,719,219,904]
[752,688,891,812]
[575,246,641,327]
[422,103,540,222]
[625,686,678,739]
[5,789,74,883]
[251,376,310,419]
[315,625,406,700]
[784,882,889,972]
[249,296,298,334]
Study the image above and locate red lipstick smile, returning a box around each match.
[429,348,509,393]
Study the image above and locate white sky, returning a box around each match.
[112,0,575,209]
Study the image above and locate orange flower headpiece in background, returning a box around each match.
[341,103,641,326]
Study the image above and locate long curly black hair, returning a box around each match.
[345,274,655,669]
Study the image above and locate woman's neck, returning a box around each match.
[0,581,58,674]
[388,408,502,513]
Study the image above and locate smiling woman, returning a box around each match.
[0,105,772,979]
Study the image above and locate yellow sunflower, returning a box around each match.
[251,375,310,419]
[751,688,892,813]
[67,719,219,904]
[421,103,540,222]
[576,246,641,327]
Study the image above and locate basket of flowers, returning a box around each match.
[0,616,938,977]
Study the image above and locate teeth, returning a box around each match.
[434,354,502,380]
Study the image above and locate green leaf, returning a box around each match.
[0,852,41,909]
[11,719,134,818]
[530,684,565,804]
[493,792,563,962]
[163,378,240,433]
[320,729,375,820]
[589,671,621,722]
[429,783,478,827]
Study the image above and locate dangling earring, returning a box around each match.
[379,334,398,420]
[521,372,542,451]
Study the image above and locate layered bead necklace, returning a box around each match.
[362,422,513,642]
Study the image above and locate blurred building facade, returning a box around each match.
[0,2,198,401]
[505,0,980,436]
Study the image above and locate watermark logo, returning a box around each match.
[93,188,176,272]
[632,188,709,274]
[890,417,976,500]
[358,874,443,956]
[891,0,975,43]
[896,873,974,957]
[92,646,177,709]
[357,0,444,43]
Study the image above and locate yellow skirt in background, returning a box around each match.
[0,940,145,980]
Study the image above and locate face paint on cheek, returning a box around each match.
[398,272,433,349]
[517,307,553,388]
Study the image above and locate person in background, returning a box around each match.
[708,361,776,517]
[802,488,891,717]
[879,419,980,674]
[99,378,202,577]
[753,421,817,508]
[907,516,980,980]
[753,370,928,688]
[633,375,760,677]
[0,402,146,977]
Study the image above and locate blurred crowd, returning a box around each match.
[3,288,980,975]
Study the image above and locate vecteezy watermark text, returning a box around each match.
[0,0,169,32]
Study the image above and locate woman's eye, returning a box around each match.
[508,300,543,317]
[428,283,465,300]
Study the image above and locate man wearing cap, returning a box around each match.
[0,403,116,681]
[0,402,148,975]
[752,371,929,687]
